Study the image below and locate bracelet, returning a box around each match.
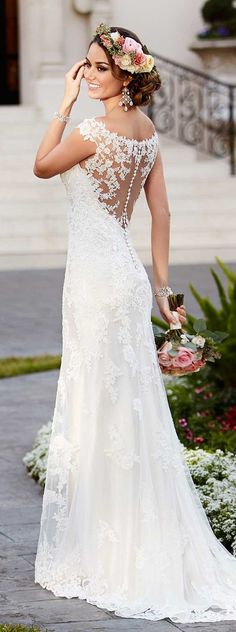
[53,111,71,124]
[154,286,173,298]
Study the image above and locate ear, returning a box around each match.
[123,77,132,87]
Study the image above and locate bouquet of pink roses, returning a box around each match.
[153,293,227,377]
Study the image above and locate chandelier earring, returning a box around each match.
[119,85,133,112]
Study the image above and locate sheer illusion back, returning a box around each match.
[77,118,158,227]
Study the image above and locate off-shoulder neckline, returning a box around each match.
[90,117,158,145]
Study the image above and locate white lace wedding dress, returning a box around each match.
[35,117,236,623]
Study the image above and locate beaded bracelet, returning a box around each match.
[53,111,71,124]
[154,286,173,298]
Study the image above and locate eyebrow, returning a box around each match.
[86,57,110,65]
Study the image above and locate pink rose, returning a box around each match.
[158,341,172,367]
[100,35,111,47]
[134,51,146,66]
[113,55,122,65]
[122,37,142,54]
[172,347,195,368]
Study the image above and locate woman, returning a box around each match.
[33,24,236,623]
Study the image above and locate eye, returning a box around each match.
[98,66,107,72]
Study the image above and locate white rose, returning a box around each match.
[180,334,188,344]
[110,31,120,42]
[142,54,154,73]
[120,54,132,67]
[192,335,205,348]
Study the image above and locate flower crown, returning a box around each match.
[95,23,156,74]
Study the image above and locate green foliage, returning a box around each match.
[186,258,236,387]
[0,355,61,379]
[166,375,236,452]
[202,0,235,24]
[0,626,48,632]
[199,0,236,37]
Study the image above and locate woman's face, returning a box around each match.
[83,42,124,101]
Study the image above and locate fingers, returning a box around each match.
[162,309,179,325]
[66,59,87,78]
[176,305,187,325]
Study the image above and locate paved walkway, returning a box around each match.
[1,264,236,630]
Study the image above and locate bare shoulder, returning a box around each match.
[94,110,155,141]
[137,111,156,135]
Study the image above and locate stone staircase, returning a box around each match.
[0,105,235,270]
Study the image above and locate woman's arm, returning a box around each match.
[144,149,186,327]
[144,150,170,289]
[33,60,96,179]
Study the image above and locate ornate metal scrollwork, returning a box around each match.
[148,53,236,175]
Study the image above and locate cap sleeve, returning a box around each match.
[75,118,101,146]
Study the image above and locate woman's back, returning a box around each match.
[74,116,159,226]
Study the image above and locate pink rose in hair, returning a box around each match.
[100,35,111,47]
[134,51,146,66]
[172,347,195,368]
[113,55,123,65]
[122,37,142,54]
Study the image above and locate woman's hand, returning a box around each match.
[62,59,87,107]
[155,296,187,328]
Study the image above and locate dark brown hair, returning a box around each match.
[88,26,161,107]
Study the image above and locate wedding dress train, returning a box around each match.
[35,117,236,623]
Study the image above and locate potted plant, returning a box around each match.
[198,0,236,39]
[189,0,236,81]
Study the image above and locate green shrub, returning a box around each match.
[151,259,236,450]
[186,259,236,388]
[199,0,236,37]
[202,0,235,24]
[166,376,236,452]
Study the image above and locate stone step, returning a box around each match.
[0,105,41,122]
[0,183,65,202]
[0,234,67,254]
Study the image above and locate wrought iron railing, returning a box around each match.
[148,53,236,175]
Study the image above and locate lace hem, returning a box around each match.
[35,568,236,623]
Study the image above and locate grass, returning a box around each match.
[0,355,61,379]
[0,626,49,632]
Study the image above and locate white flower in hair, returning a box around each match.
[110,31,120,41]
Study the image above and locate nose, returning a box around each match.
[85,66,96,81]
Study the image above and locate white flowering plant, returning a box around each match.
[23,421,51,487]
[23,422,236,555]
[183,447,236,555]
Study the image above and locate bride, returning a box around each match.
[33,24,236,623]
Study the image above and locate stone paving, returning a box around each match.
[1,265,236,630]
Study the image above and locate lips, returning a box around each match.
[88,83,101,89]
